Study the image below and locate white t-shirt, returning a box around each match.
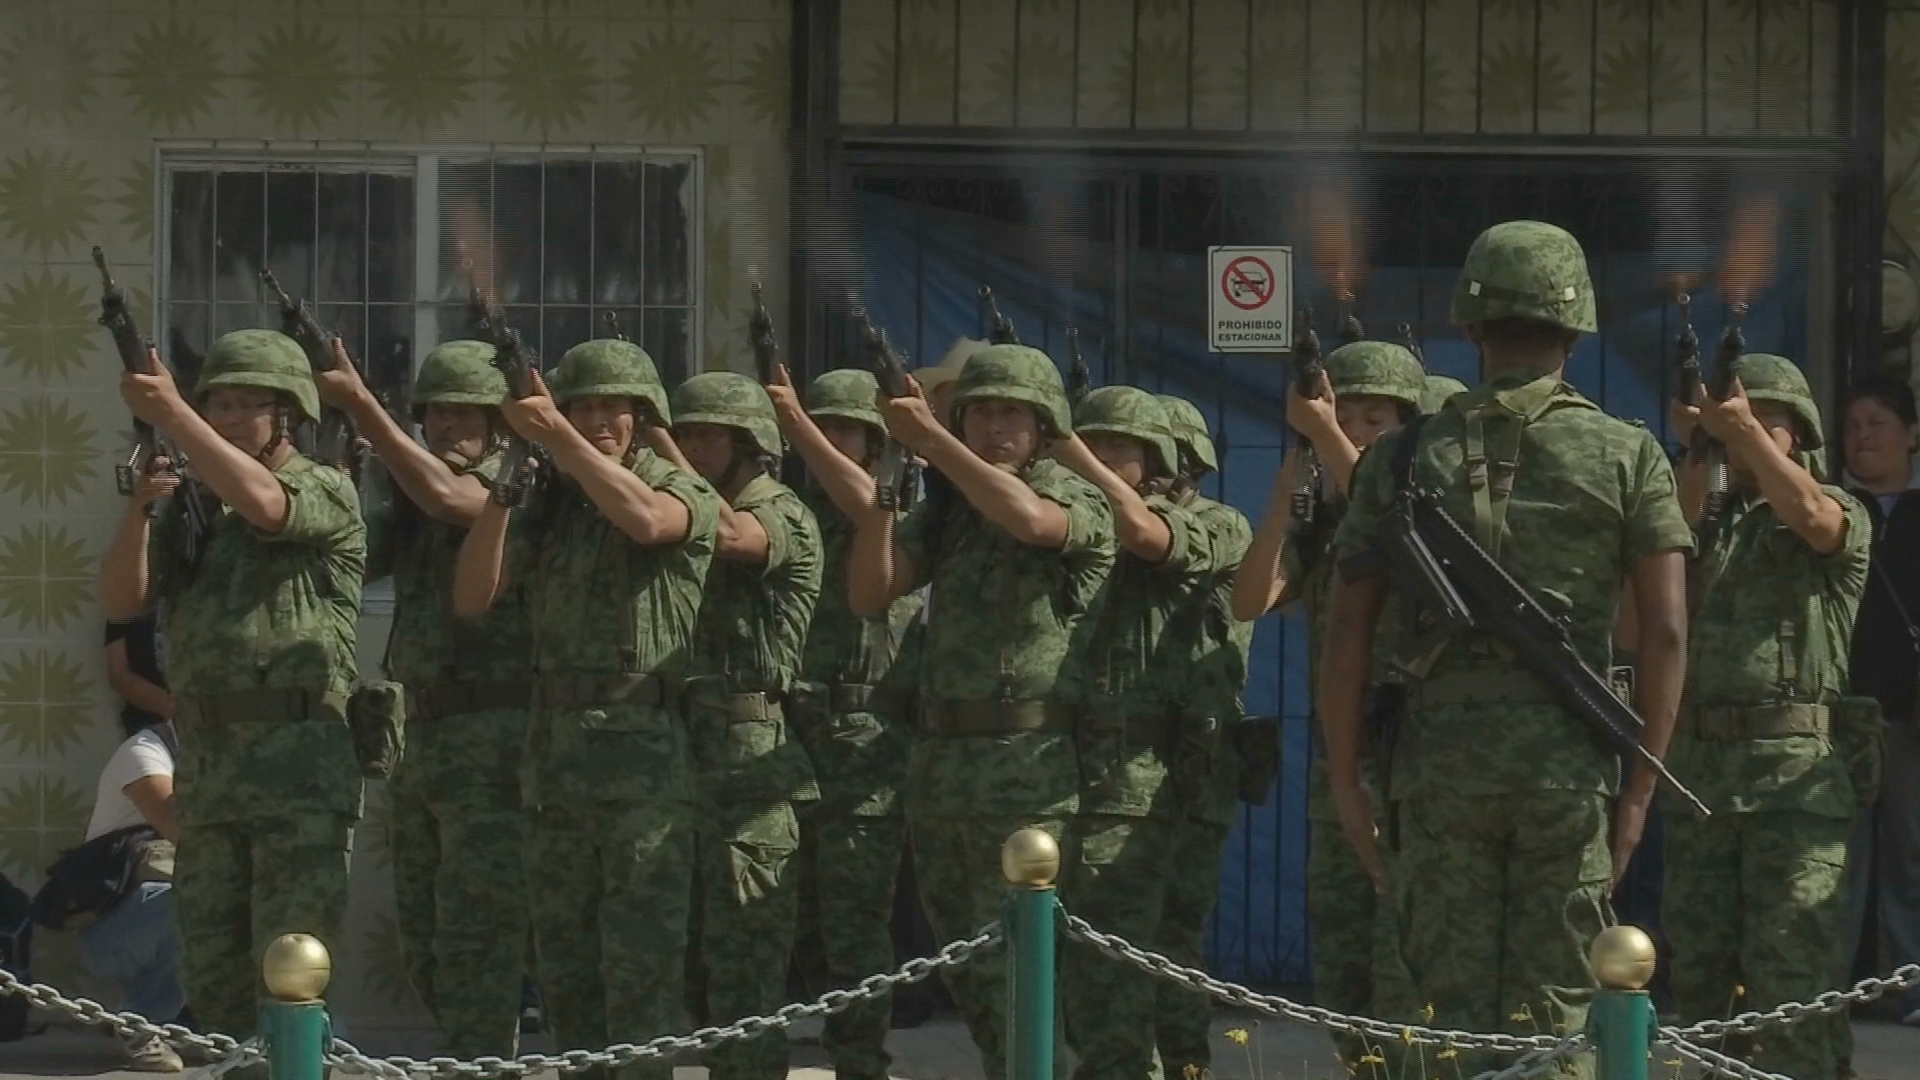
[85,727,175,841]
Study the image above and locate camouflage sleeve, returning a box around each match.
[1820,485,1874,582]
[260,462,365,551]
[650,461,721,555]
[894,502,933,592]
[1032,465,1117,561]
[1621,427,1696,563]
[745,492,815,579]
[1333,435,1396,558]
[1155,498,1221,577]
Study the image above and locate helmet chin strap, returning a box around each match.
[257,406,291,465]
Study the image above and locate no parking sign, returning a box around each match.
[1207,246,1294,353]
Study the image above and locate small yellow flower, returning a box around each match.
[1420,1003,1436,1023]
[1734,985,1746,997]
[1184,1067,1200,1080]
[1509,1004,1535,1023]
[1663,1061,1684,1068]
[1225,1028,1251,1046]
[1360,1053,1387,1065]
[1401,1027,1417,1045]
[1436,1048,1459,1061]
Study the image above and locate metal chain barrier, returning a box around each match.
[1661,1033,1794,1080]
[0,966,261,1067]
[320,924,1000,1079]
[1663,964,1920,1041]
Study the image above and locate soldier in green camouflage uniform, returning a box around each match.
[102,329,365,1044]
[315,341,532,1057]
[1053,387,1243,1080]
[1150,395,1256,1080]
[1322,222,1694,1072]
[1230,340,1426,1066]
[848,345,1116,1080]
[453,339,718,1080]
[767,367,920,1080]
[1665,354,1872,1080]
[1422,374,1470,416]
[671,372,823,1080]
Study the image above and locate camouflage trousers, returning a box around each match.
[391,779,529,1058]
[1664,808,1851,1080]
[793,813,904,1080]
[1155,818,1230,1080]
[912,813,1074,1080]
[526,800,693,1080]
[175,812,353,1041]
[1063,815,1181,1080]
[687,802,802,1080]
[1310,816,1386,1069]
[1377,792,1612,1080]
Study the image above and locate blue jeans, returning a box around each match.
[80,882,185,1024]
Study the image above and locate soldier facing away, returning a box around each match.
[847,344,1116,1080]
[1230,339,1427,1069]
[670,371,824,1080]
[452,339,718,1080]
[100,330,366,1051]
[1665,353,1876,1080]
[766,365,921,1080]
[1318,221,1694,1072]
[1150,394,1258,1080]
[314,340,533,1058]
[1052,387,1242,1080]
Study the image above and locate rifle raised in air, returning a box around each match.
[1065,325,1092,403]
[749,283,779,386]
[979,285,1020,345]
[858,311,921,515]
[1289,304,1326,525]
[261,268,368,477]
[1695,302,1747,546]
[471,299,542,508]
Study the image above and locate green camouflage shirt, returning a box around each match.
[153,452,367,824]
[514,450,720,806]
[1081,493,1236,818]
[688,473,822,806]
[896,456,1117,818]
[1668,485,1869,818]
[1337,371,1695,800]
[368,450,533,689]
[1169,491,1254,826]
[796,490,921,817]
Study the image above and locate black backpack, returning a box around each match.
[29,826,158,934]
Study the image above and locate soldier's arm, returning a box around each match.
[1053,434,1171,561]
[917,425,1069,548]
[319,337,488,526]
[849,505,922,616]
[716,499,773,566]
[1626,550,1687,772]
[769,369,879,516]
[1318,572,1389,891]
[161,406,292,534]
[99,506,156,622]
[1232,445,1305,620]
[1723,417,1848,554]
[453,501,512,617]
[1287,376,1363,495]
[546,433,692,546]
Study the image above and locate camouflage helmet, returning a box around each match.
[1157,394,1217,474]
[805,368,885,434]
[549,339,672,425]
[1738,353,1824,450]
[1073,386,1179,478]
[1450,220,1598,333]
[671,371,783,458]
[1421,374,1471,415]
[412,340,506,414]
[1325,341,1425,411]
[950,344,1073,438]
[194,329,320,425]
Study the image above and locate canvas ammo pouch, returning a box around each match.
[345,680,406,780]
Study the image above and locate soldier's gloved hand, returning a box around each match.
[1285,370,1339,444]
[314,336,373,410]
[120,346,190,429]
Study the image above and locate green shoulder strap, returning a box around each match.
[1454,377,1600,561]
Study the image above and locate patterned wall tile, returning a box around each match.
[108,15,237,142]
[1476,13,1542,134]
[487,19,605,142]
[1076,0,1135,128]
[955,0,1017,127]
[0,647,100,765]
[1364,5,1424,134]
[0,13,104,136]
[896,0,961,126]
[608,21,727,144]
[839,0,899,125]
[1131,5,1192,130]
[0,267,111,388]
[1305,0,1365,131]
[1190,0,1253,131]
[1647,0,1706,136]
[0,143,104,267]
[0,522,98,640]
[228,17,366,141]
[1014,0,1078,127]
[360,17,489,143]
[0,395,102,511]
[728,18,791,144]
[0,773,91,886]
[1420,0,1477,132]
[1703,0,1758,134]
[1537,0,1595,134]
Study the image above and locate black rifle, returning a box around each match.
[472,300,541,508]
[979,285,1020,345]
[1696,303,1747,546]
[1339,303,1364,347]
[749,282,779,386]
[1065,325,1092,403]
[1354,444,1711,816]
[1398,321,1423,363]
[859,312,921,515]
[92,247,207,552]
[602,310,627,342]
[261,269,365,477]
[1290,304,1325,524]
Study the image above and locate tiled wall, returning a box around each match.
[0,0,790,1030]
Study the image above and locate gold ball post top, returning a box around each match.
[262,934,333,1003]
[1001,827,1061,888]
[1588,925,1657,992]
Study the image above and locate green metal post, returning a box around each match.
[1003,828,1061,1080]
[1586,926,1659,1080]
[259,934,334,1080]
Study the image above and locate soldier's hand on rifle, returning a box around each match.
[1277,444,1303,497]
[313,336,372,410]
[1285,370,1339,443]
[130,457,181,509]
[119,346,189,428]
[1695,375,1758,445]
[1667,396,1703,449]
[880,375,941,451]
[765,364,806,430]
[499,370,570,446]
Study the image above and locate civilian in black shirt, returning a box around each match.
[104,614,170,735]
[1841,375,1920,1024]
